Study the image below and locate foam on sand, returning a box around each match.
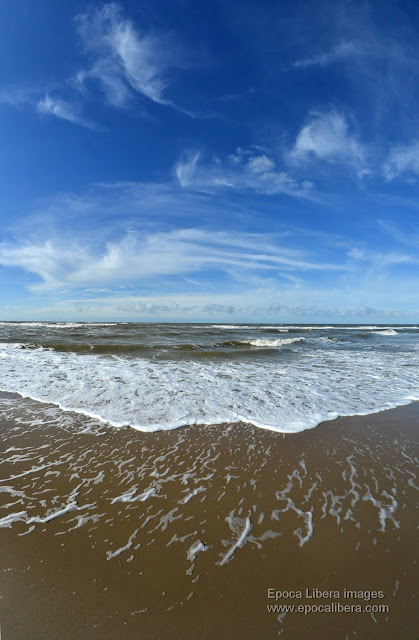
[217,512,253,565]
[187,540,211,562]
[106,529,140,560]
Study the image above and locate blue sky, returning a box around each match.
[0,0,418,322]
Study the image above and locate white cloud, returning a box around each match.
[383,140,419,180]
[290,111,368,177]
[1,2,190,126]
[0,89,100,130]
[37,94,101,130]
[293,40,362,69]
[0,87,36,106]
[175,150,313,198]
[2,182,417,321]
[347,246,418,267]
[292,35,419,77]
[377,219,419,248]
[0,2,207,129]
[247,155,275,174]
[0,228,343,293]
[74,61,132,108]
[75,2,187,109]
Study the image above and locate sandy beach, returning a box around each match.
[0,392,417,639]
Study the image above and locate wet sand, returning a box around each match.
[0,392,417,639]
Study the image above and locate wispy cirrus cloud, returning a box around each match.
[175,148,314,198]
[293,40,364,69]
[1,177,417,320]
[0,87,101,130]
[0,228,344,293]
[74,2,192,112]
[37,94,102,130]
[383,140,419,181]
[0,87,36,107]
[347,246,419,267]
[292,37,418,70]
[289,111,368,177]
[1,2,198,129]
[377,219,419,248]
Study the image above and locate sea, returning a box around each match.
[0,322,417,433]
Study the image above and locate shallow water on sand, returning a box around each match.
[0,393,417,639]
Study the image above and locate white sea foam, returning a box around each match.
[217,513,253,565]
[138,488,157,501]
[0,322,119,328]
[111,486,157,503]
[187,540,211,562]
[26,501,80,524]
[371,329,398,336]
[210,325,254,329]
[235,337,305,347]
[211,325,331,331]
[362,487,400,532]
[179,486,206,504]
[294,510,314,547]
[0,511,28,528]
[0,486,27,498]
[111,487,140,504]
[0,499,93,529]
[0,325,417,434]
[106,529,139,560]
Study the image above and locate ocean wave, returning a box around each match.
[371,329,398,336]
[0,326,417,435]
[222,337,306,348]
[0,322,120,328]
[2,337,306,355]
[210,324,254,329]
[9,342,152,355]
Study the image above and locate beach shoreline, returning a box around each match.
[0,393,417,639]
